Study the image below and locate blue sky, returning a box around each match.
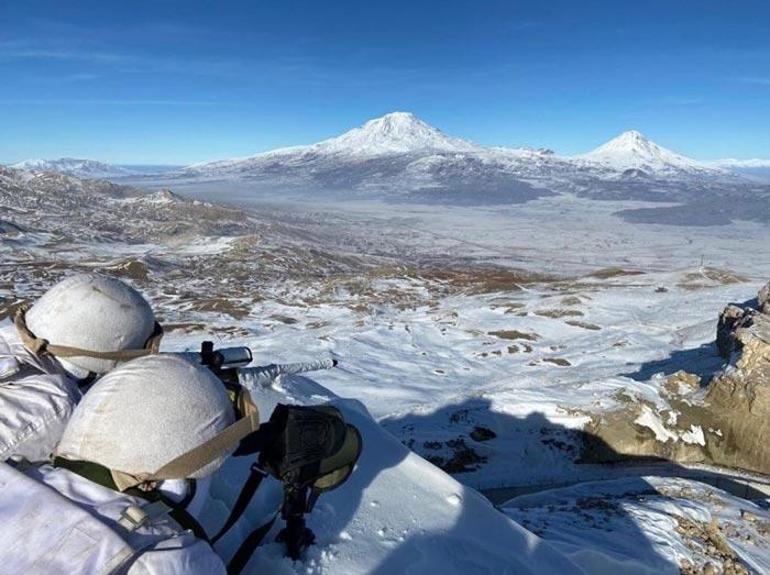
[1,0,769,164]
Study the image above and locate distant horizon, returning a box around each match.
[3,111,769,167]
[1,1,769,163]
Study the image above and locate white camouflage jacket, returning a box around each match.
[0,324,81,462]
[0,462,226,574]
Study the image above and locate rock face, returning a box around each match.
[759,282,770,314]
[716,305,756,359]
[715,281,770,359]
[705,312,770,474]
[585,281,770,476]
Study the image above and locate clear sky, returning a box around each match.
[1,0,769,164]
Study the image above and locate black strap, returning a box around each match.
[212,463,268,543]
[227,514,278,575]
[160,493,210,542]
[76,371,98,389]
[177,478,197,510]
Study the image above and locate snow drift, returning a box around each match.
[201,372,587,574]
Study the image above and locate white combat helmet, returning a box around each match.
[56,355,235,485]
[24,273,157,374]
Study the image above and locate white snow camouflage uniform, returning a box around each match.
[0,462,225,574]
[0,324,81,462]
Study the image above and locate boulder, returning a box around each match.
[584,284,770,476]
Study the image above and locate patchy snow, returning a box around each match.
[636,405,681,443]
[4,161,770,573]
[503,476,770,574]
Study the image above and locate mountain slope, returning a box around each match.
[0,165,252,243]
[11,157,133,179]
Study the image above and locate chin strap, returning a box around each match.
[14,306,164,361]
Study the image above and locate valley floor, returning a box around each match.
[3,187,770,573]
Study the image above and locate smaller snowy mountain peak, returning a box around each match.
[11,157,132,178]
[590,130,662,156]
[317,111,481,155]
[577,130,713,174]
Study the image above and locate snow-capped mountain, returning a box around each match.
[182,112,558,204]
[176,113,758,209]
[184,115,727,186]
[575,130,720,176]
[10,157,133,179]
[316,111,481,155]
[185,112,480,174]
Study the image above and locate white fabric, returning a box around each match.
[161,476,213,518]
[0,325,81,462]
[25,273,156,374]
[0,462,225,574]
[237,358,336,388]
[57,355,235,478]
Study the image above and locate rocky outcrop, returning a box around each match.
[759,282,770,314]
[704,313,770,474]
[716,305,755,359]
[715,282,770,359]
[584,281,770,476]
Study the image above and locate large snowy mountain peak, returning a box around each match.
[315,111,480,156]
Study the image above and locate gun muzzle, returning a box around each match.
[215,346,253,369]
[173,343,254,371]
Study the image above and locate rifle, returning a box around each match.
[177,340,337,387]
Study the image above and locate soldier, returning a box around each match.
[0,273,159,462]
[0,354,247,574]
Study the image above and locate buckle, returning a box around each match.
[118,505,149,531]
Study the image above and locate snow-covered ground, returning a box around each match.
[503,476,770,574]
[166,262,763,491]
[3,162,770,573]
